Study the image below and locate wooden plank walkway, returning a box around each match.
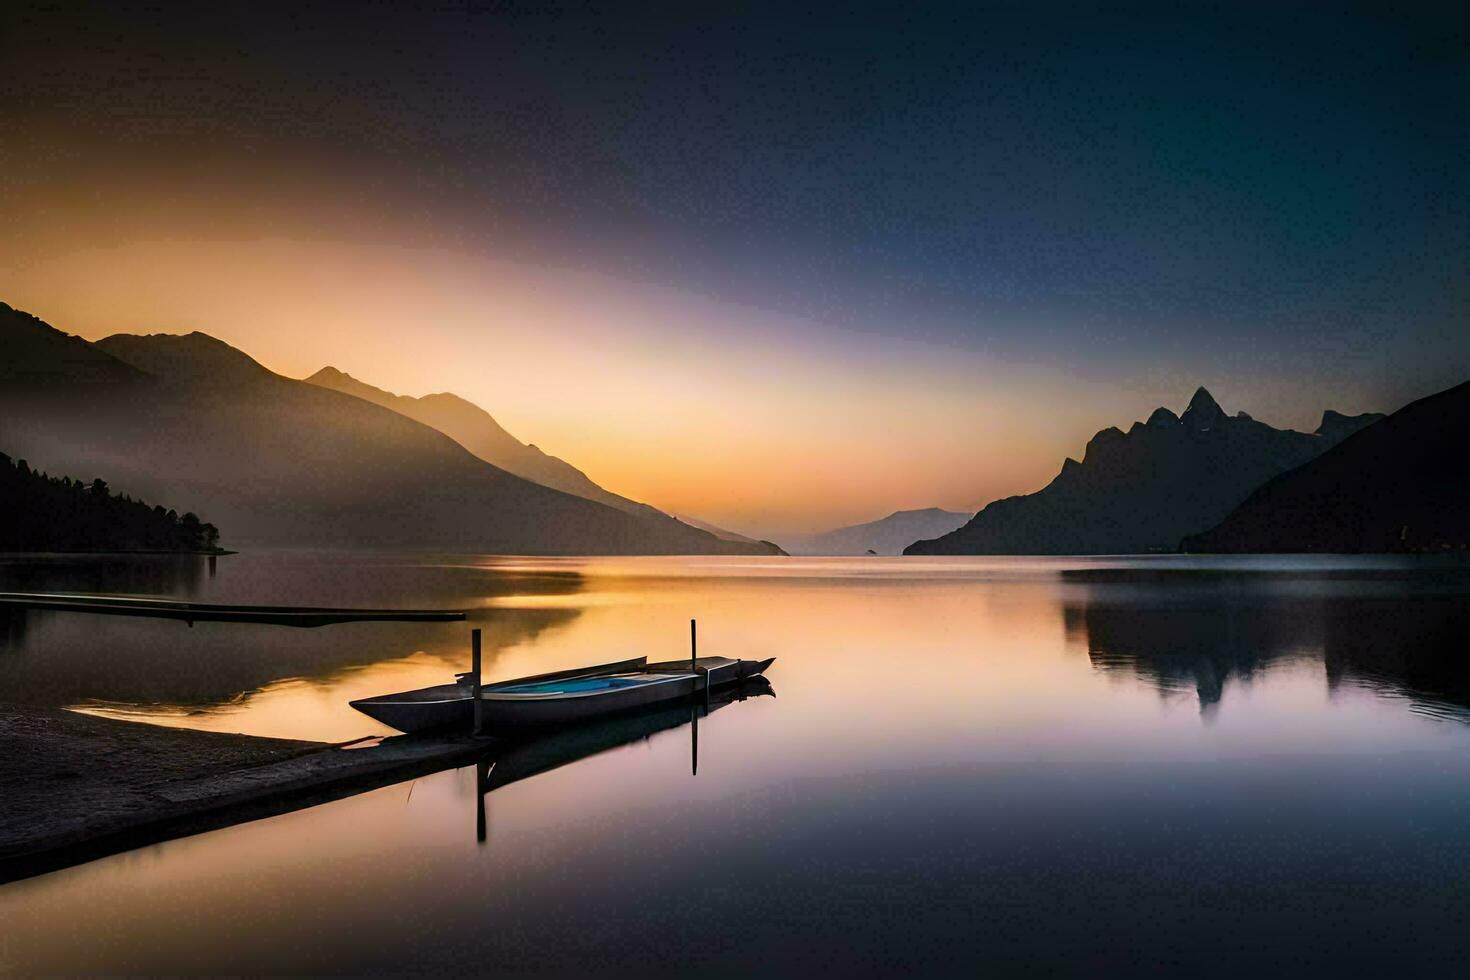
[0,592,466,627]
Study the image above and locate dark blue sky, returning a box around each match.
[8,4,1467,352]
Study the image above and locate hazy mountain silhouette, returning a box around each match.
[1183,380,1469,553]
[305,367,665,521]
[907,388,1382,555]
[0,302,147,387]
[0,302,780,555]
[673,514,764,545]
[785,508,973,555]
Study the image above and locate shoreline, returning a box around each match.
[0,549,235,557]
[0,704,480,885]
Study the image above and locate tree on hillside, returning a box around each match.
[0,452,223,553]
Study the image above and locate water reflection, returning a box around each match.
[0,607,27,649]
[0,553,207,600]
[0,552,589,741]
[1067,567,1470,720]
[9,556,1470,975]
[474,678,774,843]
[1322,595,1470,722]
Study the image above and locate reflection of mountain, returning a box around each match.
[1067,567,1470,719]
[908,388,1381,555]
[0,302,777,555]
[1072,584,1311,708]
[0,607,580,712]
[0,556,587,710]
[1183,380,1470,553]
[1320,595,1470,720]
[783,508,972,556]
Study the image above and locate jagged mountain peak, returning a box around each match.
[1185,381,1467,553]
[907,385,1384,557]
[1181,386,1226,428]
[307,366,354,384]
[1188,386,1221,410]
[1082,426,1127,464]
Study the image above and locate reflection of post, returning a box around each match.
[476,756,489,844]
[471,628,483,736]
[207,555,217,577]
[690,618,700,775]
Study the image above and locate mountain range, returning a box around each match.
[305,367,664,520]
[783,508,972,555]
[672,514,765,545]
[1183,380,1469,553]
[7,297,1454,559]
[906,388,1383,555]
[0,302,781,555]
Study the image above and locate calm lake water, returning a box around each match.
[4,552,1470,975]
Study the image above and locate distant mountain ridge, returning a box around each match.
[784,508,973,555]
[99,331,275,387]
[0,301,781,555]
[305,367,665,521]
[907,388,1383,556]
[674,514,764,545]
[1183,380,1470,553]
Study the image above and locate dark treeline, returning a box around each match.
[0,452,222,553]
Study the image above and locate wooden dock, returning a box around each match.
[0,592,466,627]
[0,704,483,884]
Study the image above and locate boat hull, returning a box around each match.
[350,656,775,734]
[349,687,469,732]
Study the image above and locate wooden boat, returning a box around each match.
[350,654,776,733]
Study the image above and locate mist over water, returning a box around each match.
[4,553,1470,974]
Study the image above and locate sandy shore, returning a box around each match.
[0,704,481,883]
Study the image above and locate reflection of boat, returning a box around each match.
[481,676,775,793]
[472,676,774,843]
[350,655,775,733]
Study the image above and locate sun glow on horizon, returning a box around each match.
[3,219,1269,537]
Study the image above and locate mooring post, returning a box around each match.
[691,617,707,708]
[471,628,483,736]
[476,756,489,843]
